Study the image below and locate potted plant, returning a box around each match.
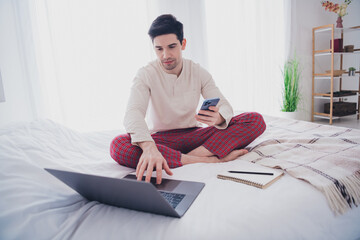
[321,0,352,28]
[281,54,301,116]
[348,67,356,76]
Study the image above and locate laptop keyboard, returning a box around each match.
[159,191,185,209]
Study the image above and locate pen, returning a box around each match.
[228,171,274,176]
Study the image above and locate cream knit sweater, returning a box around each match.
[124,59,233,145]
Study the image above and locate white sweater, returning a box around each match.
[124,58,233,144]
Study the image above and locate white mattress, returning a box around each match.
[0,117,359,240]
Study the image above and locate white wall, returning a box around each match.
[292,0,360,121]
[0,0,35,126]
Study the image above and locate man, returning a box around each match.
[110,14,266,184]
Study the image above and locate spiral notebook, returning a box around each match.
[217,165,284,189]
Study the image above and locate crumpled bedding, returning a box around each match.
[0,118,359,240]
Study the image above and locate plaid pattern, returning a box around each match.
[243,115,360,214]
[110,112,266,168]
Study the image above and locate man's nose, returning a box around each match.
[163,49,170,59]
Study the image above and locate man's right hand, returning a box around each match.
[136,141,173,184]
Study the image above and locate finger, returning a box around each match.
[135,158,143,177]
[197,116,216,125]
[195,114,209,123]
[156,162,163,184]
[199,116,215,122]
[145,163,154,183]
[201,110,218,119]
[163,161,173,176]
[137,160,147,181]
[198,110,212,116]
[196,113,217,126]
[197,112,213,121]
[208,106,219,112]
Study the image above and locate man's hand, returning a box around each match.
[136,141,173,184]
[195,106,225,126]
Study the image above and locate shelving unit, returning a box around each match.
[312,24,360,124]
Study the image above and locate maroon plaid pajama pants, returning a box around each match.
[110,112,266,168]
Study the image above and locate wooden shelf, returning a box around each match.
[314,73,332,77]
[313,112,359,120]
[314,25,360,34]
[315,51,360,57]
[312,24,360,125]
[314,93,331,97]
[314,49,332,54]
[314,74,360,80]
[314,94,359,100]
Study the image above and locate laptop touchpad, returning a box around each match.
[123,174,180,191]
[152,178,180,191]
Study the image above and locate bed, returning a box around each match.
[0,115,359,240]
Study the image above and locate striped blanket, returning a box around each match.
[245,116,360,215]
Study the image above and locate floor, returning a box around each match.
[313,115,360,129]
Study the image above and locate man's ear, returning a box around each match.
[181,38,187,50]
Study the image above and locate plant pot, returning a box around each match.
[349,70,356,76]
[278,111,300,120]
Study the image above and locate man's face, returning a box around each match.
[153,34,186,75]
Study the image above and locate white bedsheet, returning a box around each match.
[0,118,359,240]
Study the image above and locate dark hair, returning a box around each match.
[148,14,184,44]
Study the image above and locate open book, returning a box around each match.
[217,165,284,189]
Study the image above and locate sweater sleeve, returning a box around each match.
[123,69,154,145]
[199,67,234,129]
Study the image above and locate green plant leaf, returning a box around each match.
[281,54,301,112]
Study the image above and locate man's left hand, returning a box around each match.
[195,106,225,126]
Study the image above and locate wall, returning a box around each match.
[292,0,360,121]
[0,0,35,126]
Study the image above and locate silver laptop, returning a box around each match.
[45,168,205,218]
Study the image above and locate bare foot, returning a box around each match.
[218,149,248,162]
[181,149,248,165]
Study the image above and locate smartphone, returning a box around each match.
[198,97,220,116]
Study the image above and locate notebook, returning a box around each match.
[217,165,284,189]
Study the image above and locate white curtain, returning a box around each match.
[29,0,151,131]
[24,0,287,131]
[205,0,287,115]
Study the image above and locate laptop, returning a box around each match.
[45,168,205,218]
